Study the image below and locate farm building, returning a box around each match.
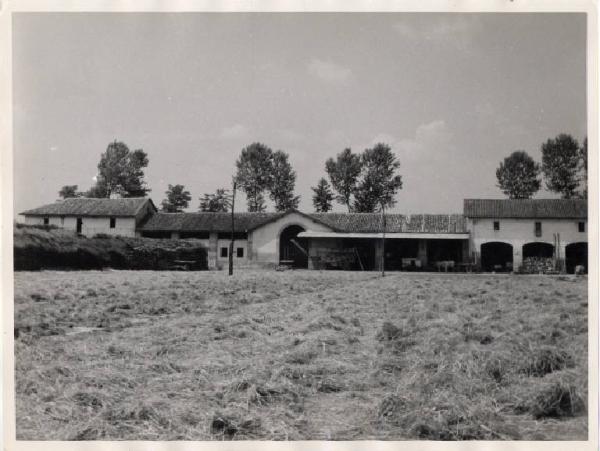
[20,197,588,273]
[465,199,588,274]
[20,197,157,237]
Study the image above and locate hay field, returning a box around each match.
[14,270,588,440]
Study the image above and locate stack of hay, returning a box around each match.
[522,257,555,274]
[125,238,207,270]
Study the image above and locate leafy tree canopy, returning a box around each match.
[495,150,541,199]
[352,143,403,213]
[58,185,82,199]
[579,137,587,199]
[199,188,232,212]
[541,134,580,199]
[325,148,361,212]
[235,143,274,212]
[311,178,334,212]
[269,150,300,212]
[87,141,150,198]
[161,184,192,212]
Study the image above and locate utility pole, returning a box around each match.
[229,181,236,276]
[380,201,386,277]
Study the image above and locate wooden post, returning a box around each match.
[380,202,386,277]
[229,181,236,276]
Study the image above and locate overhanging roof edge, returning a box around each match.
[298,232,470,239]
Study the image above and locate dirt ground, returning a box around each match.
[14,269,588,440]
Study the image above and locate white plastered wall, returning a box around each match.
[249,212,334,264]
[469,217,588,267]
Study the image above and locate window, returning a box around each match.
[43,217,49,225]
[578,222,585,233]
[493,221,500,231]
[534,221,542,237]
[110,217,116,228]
[237,247,244,258]
[220,247,228,258]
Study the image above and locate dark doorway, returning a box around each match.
[384,239,419,271]
[279,225,308,268]
[523,242,554,259]
[427,240,463,269]
[76,218,83,234]
[480,242,513,272]
[565,242,587,274]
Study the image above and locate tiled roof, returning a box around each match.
[464,199,587,219]
[311,213,467,233]
[20,197,155,217]
[139,212,287,232]
[140,211,467,234]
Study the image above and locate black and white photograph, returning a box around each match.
[2,2,598,447]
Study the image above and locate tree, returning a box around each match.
[199,188,232,212]
[495,151,541,199]
[269,150,300,211]
[325,148,362,212]
[235,143,274,212]
[87,141,150,198]
[58,185,82,199]
[541,134,581,199]
[311,178,334,212]
[579,137,587,199]
[352,143,403,213]
[161,184,191,212]
[85,183,108,198]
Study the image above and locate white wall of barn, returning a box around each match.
[24,215,137,237]
[216,239,248,265]
[468,217,588,266]
[250,212,334,264]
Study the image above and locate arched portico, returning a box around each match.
[565,242,587,274]
[480,242,513,272]
[522,242,554,259]
[279,224,308,268]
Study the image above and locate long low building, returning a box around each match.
[20,197,588,273]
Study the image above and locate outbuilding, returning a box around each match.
[464,199,588,273]
[20,197,157,237]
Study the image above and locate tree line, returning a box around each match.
[58,131,587,213]
[495,133,587,200]
[59,140,405,213]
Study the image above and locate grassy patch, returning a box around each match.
[14,270,587,440]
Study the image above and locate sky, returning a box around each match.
[13,12,587,214]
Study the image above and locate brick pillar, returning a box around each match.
[512,243,522,272]
[374,239,384,271]
[461,240,469,263]
[247,232,253,261]
[418,239,428,268]
[208,232,218,269]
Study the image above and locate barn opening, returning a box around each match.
[480,242,513,272]
[384,239,419,271]
[427,239,464,271]
[522,242,554,259]
[565,242,587,274]
[279,225,308,268]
